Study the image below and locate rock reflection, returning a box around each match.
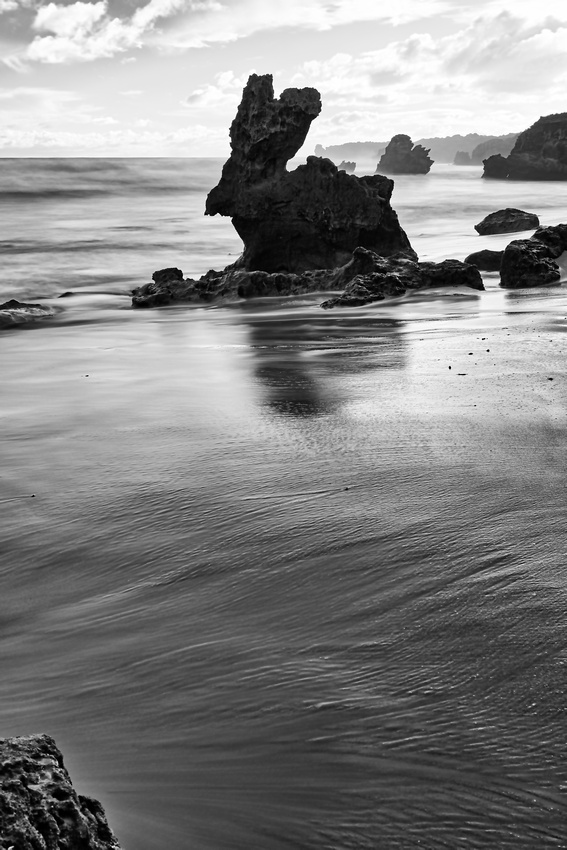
[245,311,406,418]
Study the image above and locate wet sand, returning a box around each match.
[2,286,567,849]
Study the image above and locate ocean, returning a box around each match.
[2,158,567,849]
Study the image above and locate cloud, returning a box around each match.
[6,0,220,65]
[0,0,19,12]
[33,1,107,37]
[184,69,249,108]
[160,0,451,49]
[290,9,567,141]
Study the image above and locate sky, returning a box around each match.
[1,0,567,156]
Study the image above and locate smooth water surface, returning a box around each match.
[2,159,567,849]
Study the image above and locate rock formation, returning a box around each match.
[483,114,567,180]
[464,249,503,271]
[0,734,122,850]
[133,74,484,310]
[474,208,539,235]
[338,160,356,173]
[320,249,483,308]
[377,135,433,174]
[499,224,567,287]
[205,74,414,272]
[133,251,484,309]
[0,299,59,330]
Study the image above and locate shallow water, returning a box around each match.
[2,160,567,849]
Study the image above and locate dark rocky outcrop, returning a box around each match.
[338,160,356,173]
[377,135,433,174]
[205,74,414,272]
[321,249,483,308]
[0,734,122,850]
[133,252,484,309]
[0,299,59,330]
[499,224,567,287]
[483,114,567,180]
[464,249,504,271]
[474,208,539,235]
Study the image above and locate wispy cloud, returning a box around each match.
[5,0,220,65]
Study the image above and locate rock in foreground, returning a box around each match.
[474,208,539,235]
[205,74,415,272]
[377,135,433,174]
[464,249,504,271]
[483,114,567,180]
[500,224,567,288]
[132,251,484,309]
[321,249,483,308]
[0,734,122,850]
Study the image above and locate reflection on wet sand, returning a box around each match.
[244,311,407,418]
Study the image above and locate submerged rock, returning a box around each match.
[0,734,122,850]
[464,249,504,271]
[205,74,415,272]
[0,299,59,330]
[474,208,539,235]
[377,135,433,175]
[483,114,567,180]
[500,224,567,287]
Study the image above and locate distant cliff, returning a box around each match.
[316,133,518,165]
[484,114,567,180]
[454,134,517,165]
[314,142,386,162]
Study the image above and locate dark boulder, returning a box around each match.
[377,134,433,175]
[483,113,567,180]
[464,249,504,271]
[474,208,539,235]
[320,249,483,308]
[499,224,567,287]
[0,299,59,330]
[205,74,415,272]
[133,251,484,309]
[0,734,122,850]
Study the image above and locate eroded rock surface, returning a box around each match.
[205,74,415,272]
[377,135,433,175]
[500,224,567,287]
[474,208,539,235]
[321,248,483,308]
[483,114,567,180]
[0,299,59,330]
[464,249,503,271]
[0,734,122,850]
[133,251,484,309]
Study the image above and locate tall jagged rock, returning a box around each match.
[0,734,122,850]
[377,134,433,174]
[205,74,415,272]
[483,114,567,180]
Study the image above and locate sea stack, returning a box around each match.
[483,114,567,179]
[205,74,415,272]
[0,734,122,850]
[377,134,433,174]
